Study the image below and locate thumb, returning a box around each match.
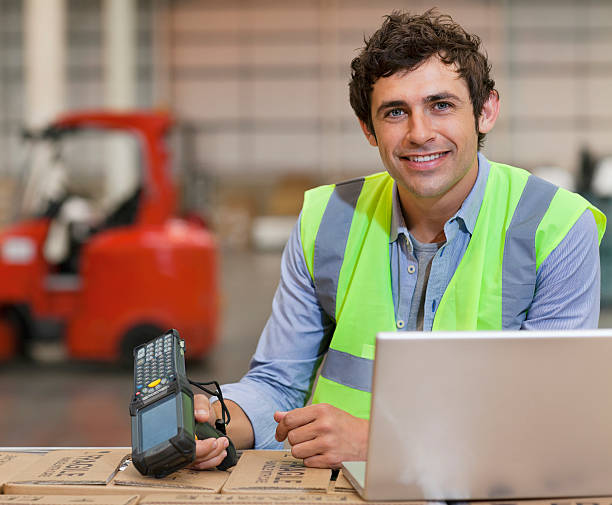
[194,394,211,423]
[273,411,288,423]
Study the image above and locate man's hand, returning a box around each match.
[274,403,368,469]
[190,394,230,470]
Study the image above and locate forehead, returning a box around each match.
[370,57,469,105]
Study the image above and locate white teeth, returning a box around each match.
[406,153,444,162]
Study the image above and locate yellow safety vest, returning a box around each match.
[300,161,606,419]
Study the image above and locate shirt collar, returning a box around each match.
[389,151,491,244]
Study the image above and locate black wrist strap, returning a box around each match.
[188,379,231,432]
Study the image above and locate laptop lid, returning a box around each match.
[347,329,612,501]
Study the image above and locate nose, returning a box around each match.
[405,111,434,146]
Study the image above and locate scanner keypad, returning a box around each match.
[134,334,175,397]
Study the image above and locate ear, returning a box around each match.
[359,119,378,147]
[478,90,500,134]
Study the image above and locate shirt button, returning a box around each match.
[407,265,416,274]
[396,320,405,329]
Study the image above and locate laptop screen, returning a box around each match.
[354,329,612,501]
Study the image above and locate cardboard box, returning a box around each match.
[3,483,143,497]
[3,449,227,497]
[3,450,133,496]
[5,450,128,486]
[140,492,435,503]
[0,453,44,485]
[264,175,317,217]
[141,493,369,504]
[0,495,139,505]
[112,459,228,493]
[214,190,256,251]
[221,451,331,494]
[328,471,356,494]
[4,481,227,498]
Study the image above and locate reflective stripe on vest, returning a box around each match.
[501,175,558,328]
[313,177,365,320]
[301,162,606,418]
[320,348,373,393]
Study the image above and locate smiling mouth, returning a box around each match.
[400,151,449,162]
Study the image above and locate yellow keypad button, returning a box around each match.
[147,379,161,388]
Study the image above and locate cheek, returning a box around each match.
[379,142,395,162]
[375,143,397,173]
[376,131,401,153]
[377,144,390,163]
[458,115,480,144]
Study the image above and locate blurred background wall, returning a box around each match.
[0,0,611,233]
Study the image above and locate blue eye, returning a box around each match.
[434,102,452,111]
[388,108,404,117]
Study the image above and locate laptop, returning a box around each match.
[341,329,612,501]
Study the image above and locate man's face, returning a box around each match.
[360,56,497,205]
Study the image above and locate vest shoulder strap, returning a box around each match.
[434,161,606,330]
[301,173,394,321]
[536,187,606,268]
[301,177,365,320]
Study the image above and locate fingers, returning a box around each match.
[274,406,319,442]
[286,434,341,468]
[194,436,227,459]
[276,420,317,446]
[194,394,211,424]
[191,396,230,470]
[274,411,289,441]
[191,450,228,470]
[288,436,324,461]
[273,411,287,423]
[274,404,368,469]
[303,453,343,469]
[282,406,320,428]
[288,430,343,469]
[190,436,229,470]
[284,420,318,447]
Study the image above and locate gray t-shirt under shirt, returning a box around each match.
[407,235,445,331]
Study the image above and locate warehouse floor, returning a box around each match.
[1,249,612,447]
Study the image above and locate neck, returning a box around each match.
[399,165,479,244]
[399,196,453,243]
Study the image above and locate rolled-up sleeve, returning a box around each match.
[220,215,335,448]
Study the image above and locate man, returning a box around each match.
[190,9,606,470]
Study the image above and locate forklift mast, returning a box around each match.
[52,110,177,226]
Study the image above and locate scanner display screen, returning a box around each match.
[140,395,179,451]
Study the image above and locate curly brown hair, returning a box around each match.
[349,9,497,149]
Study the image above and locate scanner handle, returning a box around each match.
[195,422,238,471]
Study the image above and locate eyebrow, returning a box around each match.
[425,92,461,104]
[376,100,406,115]
[375,92,462,116]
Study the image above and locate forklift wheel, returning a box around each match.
[0,317,17,361]
[120,323,164,364]
[0,306,31,360]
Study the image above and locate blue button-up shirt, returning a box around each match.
[221,153,601,449]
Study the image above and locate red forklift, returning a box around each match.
[0,110,218,361]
